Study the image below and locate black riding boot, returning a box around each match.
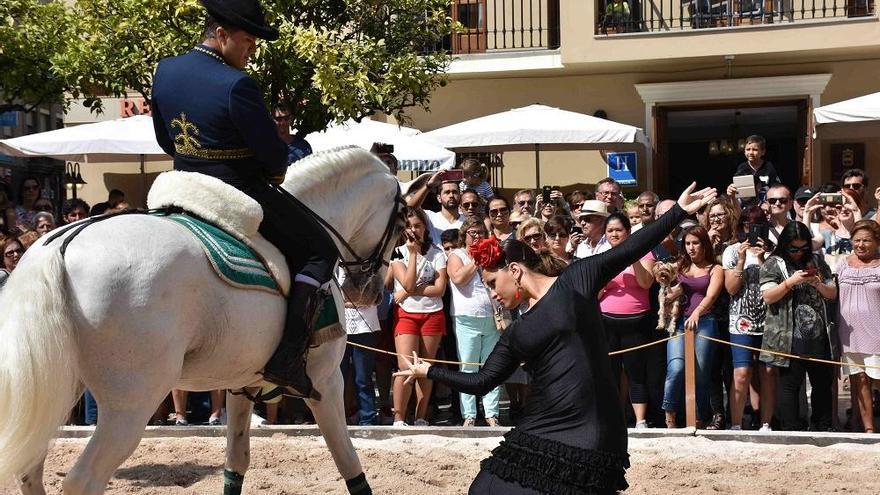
[262,281,322,400]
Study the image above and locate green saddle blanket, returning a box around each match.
[166,213,278,292]
[163,213,339,330]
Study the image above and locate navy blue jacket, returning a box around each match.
[151,45,287,189]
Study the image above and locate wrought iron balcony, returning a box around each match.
[596,0,874,34]
[428,0,561,54]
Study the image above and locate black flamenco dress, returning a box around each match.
[428,205,687,494]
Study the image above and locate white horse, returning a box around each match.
[0,146,417,495]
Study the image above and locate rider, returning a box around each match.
[151,0,338,400]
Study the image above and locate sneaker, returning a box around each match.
[729,425,742,431]
[462,418,476,427]
[759,423,772,432]
[175,417,188,426]
[486,417,500,427]
[208,416,222,426]
[635,420,649,429]
[393,420,408,427]
[414,419,429,427]
[250,413,269,426]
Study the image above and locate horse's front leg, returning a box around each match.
[17,453,46,495]
[223,390,254,495]
[305,338,372,495]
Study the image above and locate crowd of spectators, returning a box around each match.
[345,134,880,432]
[3,133,880,432]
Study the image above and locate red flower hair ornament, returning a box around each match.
[468,236,506,270]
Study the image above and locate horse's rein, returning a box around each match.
[272,183,404,278]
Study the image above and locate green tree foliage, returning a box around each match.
[52,0,454,133]
[0,0,73,113]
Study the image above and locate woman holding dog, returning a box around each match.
[396,184,716,494]
[662,225,725,428]
[722,206,776,431]
[599,212,656,429]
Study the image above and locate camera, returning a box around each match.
[819,193,843,206]
[747,224,768,247]
[570,226,583,235]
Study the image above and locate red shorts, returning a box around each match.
[393,307,447,337]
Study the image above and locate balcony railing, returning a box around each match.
[428,0,560,54]
[596,0,875,34]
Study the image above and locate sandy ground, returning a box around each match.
[3,434,880,494]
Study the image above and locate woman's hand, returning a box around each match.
[393,289,409,304]
[677,182,718,215]
[392,351,432,385]
[569,232,583,250]
[708,227,722,247]
[748,239,766,260]
[684,309,701,331]
[787,269,817,288]
[664,283,683,303]
[726,183,737,198]
[405,230,420,254]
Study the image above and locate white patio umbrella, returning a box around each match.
[423,104,648,186]
[305,119,455,172]
[0,115,169,206]
[814,92,880,126]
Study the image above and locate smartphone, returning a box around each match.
[570,226,583,235]
[542,186,552,204]
[439,169,464,183]
[747,224,768,247]
[819,193,843,205]
[804,266,818,277]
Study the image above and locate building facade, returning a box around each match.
[406,0,880,198]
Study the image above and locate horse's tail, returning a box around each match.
[0,245,80,482]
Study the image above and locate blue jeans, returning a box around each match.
[84,389,98,425]
[455,315,501,419]
[663,315,719,420]
[340,332,378,425]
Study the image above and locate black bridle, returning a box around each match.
[273,183,404,279]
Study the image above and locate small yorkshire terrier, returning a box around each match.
[652,261,681,334]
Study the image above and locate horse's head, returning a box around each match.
[281,146,429,307]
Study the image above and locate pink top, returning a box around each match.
[836,258,880,354]
[600,252,654,315]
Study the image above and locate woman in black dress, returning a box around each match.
[396,183,717,494]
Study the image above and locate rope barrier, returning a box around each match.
[698,334,880,372]
[345,333,683,367]
[607,333,682,356]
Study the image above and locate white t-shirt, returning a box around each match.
[722,243,766,335]
[425,209,463,247]
[344,306,380,335]
[392,245,447,313]
[448,248,493,318]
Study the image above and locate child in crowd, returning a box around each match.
[459,158,494,200]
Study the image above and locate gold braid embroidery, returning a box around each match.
[170,112,253,160]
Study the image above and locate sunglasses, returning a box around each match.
[516,200,532,206]
[489,207,509,216]
[461,202,480,209]
[4,248,23,258]
[786,245,811,254]
[466,230,486,238]
[767,197,789,205]
[546,232,569,240]
[843,183,864,190]
[573,202,585,209]
[708,213,727,220]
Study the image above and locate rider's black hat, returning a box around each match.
[200,0,279,41]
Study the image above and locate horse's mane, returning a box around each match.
[281,146,397,241]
